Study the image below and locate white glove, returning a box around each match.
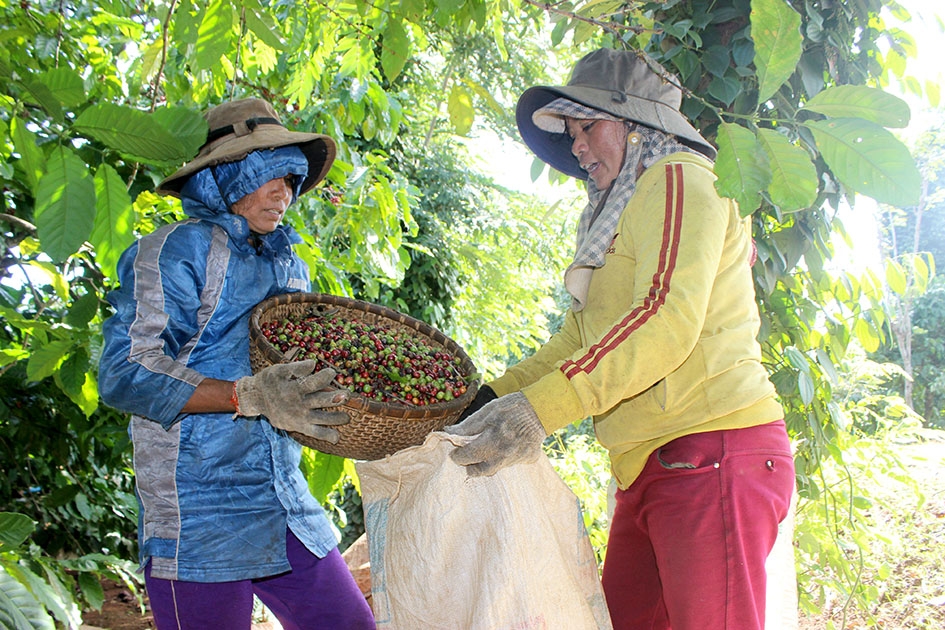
[446,392,546,476]
[236,361,350,443]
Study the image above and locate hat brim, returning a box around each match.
[516,86,717,180]
[156,125,336,198]
[517,88,586,180]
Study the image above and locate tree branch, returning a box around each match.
[520,0,720,119]
[0,213,37,232]
[521,0,649,39]
[151,0,178,113]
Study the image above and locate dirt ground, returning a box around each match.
[79,579,153,630]
[79,438,945,630]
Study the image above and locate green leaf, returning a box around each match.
[854,316,880,353]
[805,118,921,206]
[362,115,377,141]
[32,562,80,628]
[0,120,9,169]
[26,339,72,383]
[138,40,164,87]
[65,293,99,329]
[732,37,755,67]
[663,19,693,40]
[530,156,545,182]
[703,45,731,77]
[302,452,346,503]
[34,147,96,263]
[550,18,569,47]
[576,0,623,20]
[912,253,930,293]
[756,128,818,211]
[243,0,287,51]
[36,67,86,109]
[90,164,135,281]
[0,566,55,630]
[22,79,64,122]
[751,0,803,103]
[798,371,815,405]
[885,259,908,295]
[464,80,504,117]
[152,106,208,159]
[26,261,69,302]
[672,49,700,81]
[0,306,52,338]
[925,80,940,108]
[66,371,99,418]
[0,349,29,368]
[801,85,911,128]
[815,348,838,384]
[381,17,409,82]
[0,512,36,550]
[57,348,89,399]
[448,84,475,136]
[11,117,45,194]
[74,493,92,520]
[195,0,236,71]
[784,346,809,372]
[77,572,104,611]
[713,122,771,214]
[707,74,741,106]
[852,495,873,510]
[173,0,199,45]
[798,49,825,96]
[44,485,79,509]
[572,19,596,46]
[73,103,191,165]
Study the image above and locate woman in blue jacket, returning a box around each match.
[99,98,375,629]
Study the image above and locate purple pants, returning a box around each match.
[145,529,375,630]
[601,420,795,630]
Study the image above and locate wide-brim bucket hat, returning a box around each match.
[157,98,336,197]
[516,48,716,180]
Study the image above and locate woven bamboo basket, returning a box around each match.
[249,292,479,460]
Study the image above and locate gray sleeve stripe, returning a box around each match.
[126,220,204,386]
[131,415,182,577]
[178,225,230,363]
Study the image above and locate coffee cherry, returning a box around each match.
[260,311,470,406]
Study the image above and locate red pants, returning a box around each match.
[601,420,794,630]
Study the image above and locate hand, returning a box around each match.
[452,384,498,425]
[235,361,350,443]
[445,392,546,477]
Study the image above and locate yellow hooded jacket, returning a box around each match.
[488,153,784,489]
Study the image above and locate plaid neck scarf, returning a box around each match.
[564,126,700,311]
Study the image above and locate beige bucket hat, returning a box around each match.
[516,48,716,179]
[157,98,336,197]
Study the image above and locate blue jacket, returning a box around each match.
[99,157,337,582]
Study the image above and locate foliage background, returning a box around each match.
[0,0,941,627]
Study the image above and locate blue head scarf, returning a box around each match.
[179,145,309,220]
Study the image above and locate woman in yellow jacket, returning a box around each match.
[449,49,795,630]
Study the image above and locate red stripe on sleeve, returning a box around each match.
[562,163,685,379]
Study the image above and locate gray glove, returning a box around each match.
[446,392,546,477]
[235,361,350,443]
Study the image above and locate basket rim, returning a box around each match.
[249,292,479,420]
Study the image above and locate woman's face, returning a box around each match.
[231,176,295,234]
[566,117,628,189]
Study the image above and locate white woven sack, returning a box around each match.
[764,488,799,630]
[357,432,613,630]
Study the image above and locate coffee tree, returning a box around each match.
[0,0,934,624]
